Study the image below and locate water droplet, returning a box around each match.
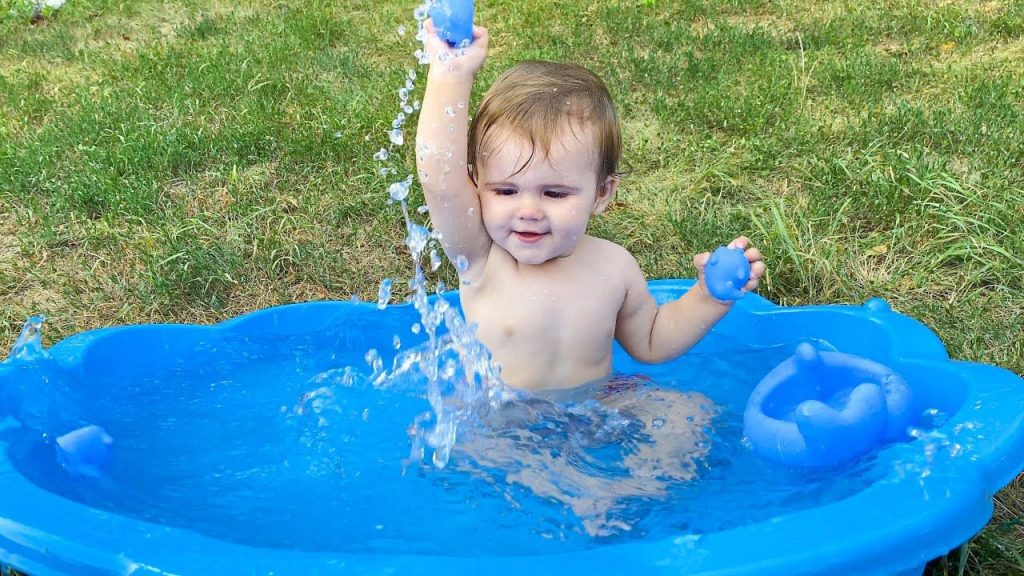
[389,181,410,202]
[389,129,404,146]
[350,294,360,303]
[454,255,469,272]
[444,106,455,117]
[397,24,406,36]
[406,223,430,257]
[413,100,421,110]
[373,148,389,161]
[430,249,442,271]
[364,348,383,373]
[407,69,417,81]
[363,408,371,421]
[411,322,422,334]
[398,87,410,101]
[403,105,414,114]
[392,116,405,129]
[333,130,343,139]
[652,418,666,430]
[417,204,429,214]
[457,101,466,108]
[393,334,402,349]
[413,6,428,20]
[376,279,392,309]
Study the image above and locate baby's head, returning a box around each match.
[469,60,621,191]
[468,61,622,264]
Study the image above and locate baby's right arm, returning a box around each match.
[416,21,491,279]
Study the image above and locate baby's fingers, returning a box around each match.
[693,251,711,271]
[727,236,750,250]
[744,247,762,264]
[743,261,767,292]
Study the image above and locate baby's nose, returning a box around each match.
[517,197,544,221]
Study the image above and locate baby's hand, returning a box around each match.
[423,20,489,77]
[694,236,766,295]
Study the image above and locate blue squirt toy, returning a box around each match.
[429,0,475,48]
[704,245,751,301]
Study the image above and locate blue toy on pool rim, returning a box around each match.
[744,341,916,467]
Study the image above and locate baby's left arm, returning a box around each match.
[615,237,765,363]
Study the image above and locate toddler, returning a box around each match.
[416,22,766,391]
[414,21,767,534]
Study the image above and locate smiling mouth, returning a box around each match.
[513,231,546,244]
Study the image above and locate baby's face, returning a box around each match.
[476,123,612,265]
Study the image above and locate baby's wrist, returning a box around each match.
[427,64,478,83]
[694,280,735,309]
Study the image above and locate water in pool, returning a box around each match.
[5,322,885,557]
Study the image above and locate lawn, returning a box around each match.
[1,0,1022,573]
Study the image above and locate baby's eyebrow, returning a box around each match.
[483,181,580,192]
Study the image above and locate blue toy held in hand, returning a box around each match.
[429,0,475,48]
[704,246,751,301]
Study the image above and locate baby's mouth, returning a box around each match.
[513,231,547,244]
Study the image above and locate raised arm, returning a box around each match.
[615,237,766,363]
[416,21,492,278]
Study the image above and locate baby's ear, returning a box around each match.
[593,175,619,215]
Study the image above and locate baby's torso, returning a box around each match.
[460,237,627,390]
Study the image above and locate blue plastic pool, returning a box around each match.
[1,279,1023,575]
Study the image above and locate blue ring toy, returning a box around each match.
[744,342,916,467]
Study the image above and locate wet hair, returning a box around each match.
[468,60,621,188]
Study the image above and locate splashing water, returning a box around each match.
[365,1,515,475]
[9,315,46,362]
[376,279,393,310]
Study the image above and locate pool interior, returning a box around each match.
[0,292,970,557]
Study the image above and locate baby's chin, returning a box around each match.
[507,247,575,266]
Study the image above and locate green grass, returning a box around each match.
[1,0,1022,573]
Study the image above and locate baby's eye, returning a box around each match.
[494,188,516,196]
[544,190,568,199]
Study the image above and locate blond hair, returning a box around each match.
[468,60,621,187]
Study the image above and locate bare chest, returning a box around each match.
[460,253,626,387]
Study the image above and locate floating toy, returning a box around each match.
[744,342,915,467]
[429,0,475,48]
[704,246,750,301]
[55,424,114,477]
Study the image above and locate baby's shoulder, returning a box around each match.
[582,235,634,259]
[580,236,640,270]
